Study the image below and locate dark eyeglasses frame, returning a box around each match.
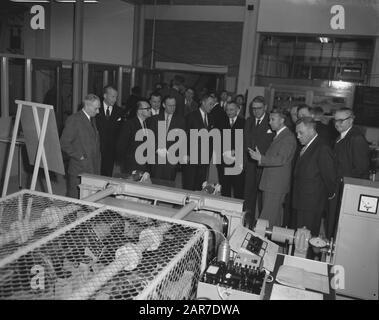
[333,116,351,124]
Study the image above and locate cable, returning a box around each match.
[216,284,232,300]
[210,228,227,241]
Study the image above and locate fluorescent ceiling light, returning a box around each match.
[319,37,329,43]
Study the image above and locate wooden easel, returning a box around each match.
[2,100,54,197]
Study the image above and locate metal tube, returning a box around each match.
[172,202,197,220]
[82,186,117,202]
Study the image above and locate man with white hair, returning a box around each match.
[61,94,101,198]
[333,108,370,179]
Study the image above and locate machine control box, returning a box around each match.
[196,260,266,300]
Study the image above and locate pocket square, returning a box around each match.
[267,129,272,133]
[117,118,122,121]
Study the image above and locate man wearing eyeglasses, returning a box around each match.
[116,99,152,175]
[243,96,275,228]
[326,108,371,239]
[333,108,370,180]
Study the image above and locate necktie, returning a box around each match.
[90,118,97,132]
[256,119,261,126]
[203,114,208,128]
[300,146,307,156]
[230,118,234,127]
[106,106,110,118]
[166,115,171,133]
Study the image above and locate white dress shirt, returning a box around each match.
[300,134,318,156]
[82,109,90,121]
[337,126,352,143]
[199,108,208,126]
[151,108,160,116]
[103,102,113,116]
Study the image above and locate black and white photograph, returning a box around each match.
[0,0,378,306]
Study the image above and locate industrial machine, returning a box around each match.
[333,178,379,300]
[0,174,377,300]
[79,173,245,239]
[0,190,208,300]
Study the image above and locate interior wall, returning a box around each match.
[50,0,134,65]
[143,20,243,78]
[257,0,379,35]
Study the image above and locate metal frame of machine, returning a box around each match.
[79,173,245,238]
[0,190,209,300]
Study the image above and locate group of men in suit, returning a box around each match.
[60,86,371,239]
[243,96,370,238]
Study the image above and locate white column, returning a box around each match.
[237,0,260,95]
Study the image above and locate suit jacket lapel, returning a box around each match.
[196,109,206,129]
[80,110,98,142]
[297,136,319,168]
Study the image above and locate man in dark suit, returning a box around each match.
[219,90,229,111]
[125,86,142,119]
[292,117,337,236]
[298,104,335,146]
[333,108,370,180]
[243,96,275,227]
[95,85,125,177]
[116,99,152,175]
[160,75,185,117]
[325,108,371,238]
[221,101,245,199]
[249,107,297,228]
[209,93,229,185]
[149,91,164,117]
[184,87,198,116]
[60,94,101,198]
[183,95,215,191]
[148,95,185,184]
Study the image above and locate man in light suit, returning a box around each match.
[243,96,275,227]
[293,117,337,236]
[249,107,297,227]
[60,94,101,198]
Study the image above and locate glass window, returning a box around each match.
[256,35,375,84]
[9,58,25,117]
[88,64,118,98]
[32,59,66,133]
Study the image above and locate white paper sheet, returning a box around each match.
[270,283,323,300]
[283,254,328,276]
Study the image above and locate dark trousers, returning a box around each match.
[221,169,244,199]
[325,180,343,239]
[183,164,208,191]
[67,175,80,199]
[150,164,177,182]
[243,162,263,226]
[283,193,293,228]
[295,209,323,237]
[100,153,115,177]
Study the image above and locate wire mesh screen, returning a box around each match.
[0,205,207,300]
[0,191,98,261]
